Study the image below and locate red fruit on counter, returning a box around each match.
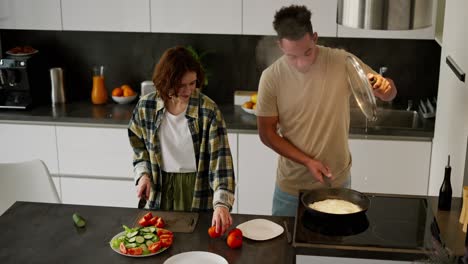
[119,242,127,254]
[228,228,242,237]
[138,217,150,227]
[148,241,162,253]
[157,228,173,237]
[208,226,221,238]
[227,229,242,249]
[143,212,153,221]
[148,216,159,226]
[127,247,143,255]
[155,217,165,228]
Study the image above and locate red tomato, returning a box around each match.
[160,236,173,247]
[148,216,159,226]
[143,212,153,221]
[157,228,173,237]
[228,228,243,237]
[128,247,143,255]
[208,226,221,238]
[227,231,242,249]
[119,242,127,254]
[155,217,165,228]
[138,217,150,227]
[148,241,162,253]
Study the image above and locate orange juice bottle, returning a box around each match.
[91,65,108,104]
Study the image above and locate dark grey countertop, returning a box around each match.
[0,101,434,140]
[0,202,294,264]
[1,197,463,263]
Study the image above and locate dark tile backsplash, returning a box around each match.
[0,30,440,106]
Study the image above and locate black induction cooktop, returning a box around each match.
[293,191,439,256]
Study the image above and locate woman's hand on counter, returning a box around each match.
[212,206,232,235]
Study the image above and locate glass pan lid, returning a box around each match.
[346,56,377,121]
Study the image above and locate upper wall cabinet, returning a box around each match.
[0,0,61,30]
[242,0,338,37]
[151,0,241,34]
[61,0,150,32]
[337,0,438,39]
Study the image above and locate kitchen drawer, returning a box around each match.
[60,176,137,208]
[0,123,59,174]
[56,126,133,179]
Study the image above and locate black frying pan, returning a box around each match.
[301,188,370,220]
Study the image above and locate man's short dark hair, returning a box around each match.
[273,5,314,40]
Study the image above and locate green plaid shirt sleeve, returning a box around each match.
[207,107,236,210]
[128,100,152,184]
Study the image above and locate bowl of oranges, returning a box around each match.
[241,92,257,115]
[112,84,137,104]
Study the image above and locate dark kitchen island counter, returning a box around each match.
[0,196,465,263]
[0,202,294,264]
[0,101,434,140]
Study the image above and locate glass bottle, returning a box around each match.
[438,155,452,211]
[91,65,107,104]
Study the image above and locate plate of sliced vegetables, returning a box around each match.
[109,225,174,257]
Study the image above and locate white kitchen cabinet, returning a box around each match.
[56,126,133,179]
[0,123,61,198]
[429,0,468,197]
[150,0,241,34]
[0,123,59,174]
[237,133,278,215]
[0,0,61,30]
[61,0,150,32]
[242,0,337,37]
[227,133,238,213]
[337,0,438,39]
[349,139,432,195]
[61,177,137,208]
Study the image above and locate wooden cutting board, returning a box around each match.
[133,211,199,233]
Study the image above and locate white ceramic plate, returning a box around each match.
[236,219,284,241]
[109,231,169,258]
[241,106,255,115]
[164,251,228,264]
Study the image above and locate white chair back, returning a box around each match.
[0,159,61,215]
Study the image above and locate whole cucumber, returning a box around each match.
[73,213,86,228]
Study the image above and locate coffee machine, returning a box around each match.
[0,54,48,109]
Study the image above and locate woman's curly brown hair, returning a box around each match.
[152,46,205,102]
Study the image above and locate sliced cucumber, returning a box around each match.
[146,240,153,247]
[151,236,159,242]
[135,236,145,244]
[148,227,156,233]
[125,242,137,248]
[143,234,154,239]
[140,227,150,233]
[128,237,136,243]
[72,213,86,228]
[126,231,138,238]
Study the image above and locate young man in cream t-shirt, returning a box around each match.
[256,5,397,216]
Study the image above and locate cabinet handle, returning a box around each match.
[446,56,466,83]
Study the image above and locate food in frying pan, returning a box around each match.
[309,199,362,214]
